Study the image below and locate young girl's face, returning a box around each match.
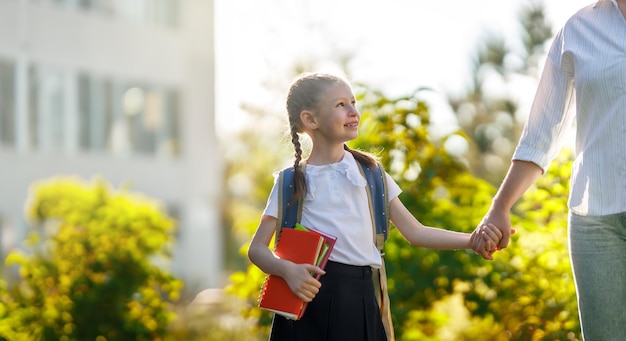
[313,82,360,144]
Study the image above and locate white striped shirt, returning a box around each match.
[513,0,626,216]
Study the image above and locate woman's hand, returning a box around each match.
[470,210,517,260]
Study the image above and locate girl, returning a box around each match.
[248,72,499,341]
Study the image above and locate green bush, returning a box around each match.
[0,177,183,341]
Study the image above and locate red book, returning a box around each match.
[295,223,337,280]
[258,228,325,320]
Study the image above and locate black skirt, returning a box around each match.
[269,261,387,341]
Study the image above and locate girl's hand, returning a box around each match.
[283,262,325,302]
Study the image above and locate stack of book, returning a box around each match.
[258,224,337,320]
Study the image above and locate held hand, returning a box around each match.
[484,209,514,250]
[283,262,325,302]
[470,224,498,260]
[475,223,505,260]
[471,210,517,260]
[481,222,502,251]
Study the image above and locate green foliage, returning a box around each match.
[358,88,579,340]
[0,177,183,341]
[448,2,554,184]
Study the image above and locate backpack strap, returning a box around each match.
[274,163,305,247]
[356,161,389,252]
[356,161,394,340]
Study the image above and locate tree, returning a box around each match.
[355,86,579,340]
[448,2,553,184]
[0,177,183,341]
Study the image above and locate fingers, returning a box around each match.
[469,229,482,253]
[484,239,494,252]
[297,281,320,302]
[496,227,518,249]
[472,235,494,260]
[489,223,503,239]
[470,222,506,260]
[481,223,502,244]
[304,264,326,277]
[497,229,509,248]
[474,235,486,252]
[483,222,518,253]
[476,248,494,260]
[294,264,324,302]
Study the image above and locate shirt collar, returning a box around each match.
[304,150,367,200]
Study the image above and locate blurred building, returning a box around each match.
[0,0,224,291]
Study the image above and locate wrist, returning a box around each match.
[488,199,511,215]
[464,233,472,250]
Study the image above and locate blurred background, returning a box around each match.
[0,0,219,291]
[0,0,591,340]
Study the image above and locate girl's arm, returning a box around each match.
[389,197,500,250]
[248,215,325,302]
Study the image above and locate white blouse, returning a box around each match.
[263,151,402,268]
[513,0,626,215]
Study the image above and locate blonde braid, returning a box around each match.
[291,125,306,204]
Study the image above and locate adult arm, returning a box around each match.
[471,160,543,258]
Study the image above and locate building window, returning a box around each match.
[149,88,180,157]
[163,89,180,156]
[19,65,181,157]
[78,74,113,152]
[0,213,14,262]
[124,86,155,155]
[38,68,66,153]
[0,60,15,147]
[34,0,180,29]
[102,0,180,28]
[28,65,40,149]
[161,89,181,155]
[119,84,180,157]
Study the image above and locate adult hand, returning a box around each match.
[470,225,497,260]
[470,224,494,260]
[471,209,515,259]
[484,209,514,250]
